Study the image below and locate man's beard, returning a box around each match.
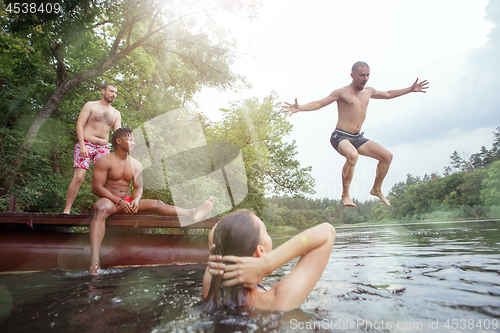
[103,95,114,103]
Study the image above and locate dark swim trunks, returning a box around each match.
[330,129,369,152]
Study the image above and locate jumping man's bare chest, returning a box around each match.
[340,93,370,114]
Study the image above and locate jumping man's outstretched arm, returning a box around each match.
[282,90,341,117]
[371,78,429,99]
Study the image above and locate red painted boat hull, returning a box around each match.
[0,231,209,273]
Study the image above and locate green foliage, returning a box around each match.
[384,135,499,222]
[205,93,315,216]
[263,195,380,227]
[0,0,262,195]
[445,127,500,174]
[0,172,68,213]
[386,169,490,220]
[0,0,264,210]
[481,160,500,206]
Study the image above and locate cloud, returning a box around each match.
[370,0,500,147]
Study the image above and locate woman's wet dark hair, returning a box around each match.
[201,209,262,311]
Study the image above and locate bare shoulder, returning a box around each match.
[330,86,348,96]
[81,100,101,114]
[336,85,355,97]
[85,100,101,108]
[246,287,277,310]
[94,152,114,169]
[129,156,142,170]
[364,86,376,95]
[79,100,96,113]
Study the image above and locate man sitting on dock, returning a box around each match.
[89,128,214,275]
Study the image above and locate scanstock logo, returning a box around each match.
[131,108,248,226]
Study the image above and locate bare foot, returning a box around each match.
[341,195,357,207]
[89,263,101,276]
[370,189,391,206]
[192,197,214,222]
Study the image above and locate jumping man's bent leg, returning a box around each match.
[138,197,214,222]
[89,198,119,275]
[357,140,393,206]
[336,140,359,207]
[63,168,87,213]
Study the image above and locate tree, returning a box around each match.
[481,160,500,206]
[0,0,260,195]
[448,150,474,173]
[388,173,421,199]
[492,127,500,162]
[451,127,500,171]
[471,146,492,169]
[205,93,315,215]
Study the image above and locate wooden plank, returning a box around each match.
[0,212,218,228]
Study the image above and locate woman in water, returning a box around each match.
[202,209,336,311]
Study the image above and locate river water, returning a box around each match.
[1,220,499,332]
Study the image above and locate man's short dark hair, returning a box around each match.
[101,82,117,91]
[352,61,369,73]
[112,128,133,149]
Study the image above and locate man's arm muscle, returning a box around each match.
[283,90,341,116]
[130,159,144,201]
[301,90,341,111]
[76,103,92,156]
[371,78,429,99]
[370,87,412,99]
[113,111,121,131]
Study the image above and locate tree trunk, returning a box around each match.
[0,78,81,195]
[51,140,60,175]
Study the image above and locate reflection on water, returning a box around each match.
[1,220,500,332]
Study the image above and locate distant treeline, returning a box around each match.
[262,128,500,227]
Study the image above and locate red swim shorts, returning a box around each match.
[74,140,110,170]
[115,196,133,214]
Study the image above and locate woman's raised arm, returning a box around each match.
[221,223,336,310]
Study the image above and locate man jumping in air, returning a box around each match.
[283,61,428,207]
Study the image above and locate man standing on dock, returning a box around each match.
[282,61,428,207]
[63,83,121,213]
[89,128,214,275]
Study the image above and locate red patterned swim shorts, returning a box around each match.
[74,140,110,170]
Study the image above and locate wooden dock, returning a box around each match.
[0,212,218,273]
[0,212,218,229]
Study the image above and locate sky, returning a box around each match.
[196,0,500,202]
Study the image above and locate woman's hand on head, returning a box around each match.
[220,255,268,289]
[207,254,225,276]
[207,244,225,276]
